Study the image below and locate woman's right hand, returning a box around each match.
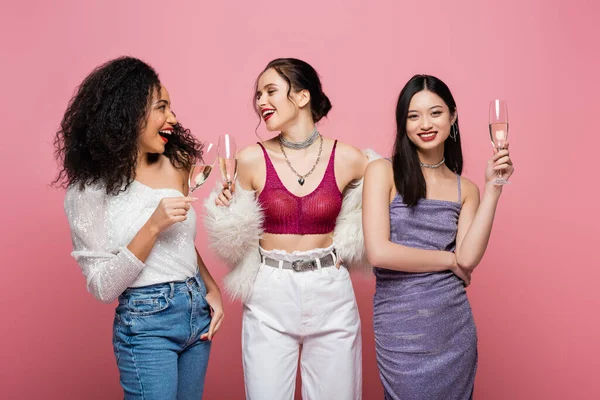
[449,254,471,287]
[148,197,197,233]
[215,182,235,207]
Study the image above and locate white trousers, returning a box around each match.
[242,245,362,400]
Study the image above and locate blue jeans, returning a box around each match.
[113,274,212,399]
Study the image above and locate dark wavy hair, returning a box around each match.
[53,56,203,195]
[254,58,332,125]
[392,74,463,207]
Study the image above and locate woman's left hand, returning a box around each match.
[485,143,514,185]
[201,289,225,341]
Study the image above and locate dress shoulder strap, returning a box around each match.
[456,174,462,203]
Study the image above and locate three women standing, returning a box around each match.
[57,57,512,400]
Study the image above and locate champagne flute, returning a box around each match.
[218,134,237,192]
[489,99,510,185]
[188,142,216,194]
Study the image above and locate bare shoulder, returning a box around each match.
[158,154,188,190]
[236,143,268,191]
[365,158,393,179]
[459,176,480,202]
[335,140,365,164]
[237,143,265,165]
[364,158,394,199]
[335,140,368,181]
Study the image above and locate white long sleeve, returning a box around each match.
[64,182,198,303]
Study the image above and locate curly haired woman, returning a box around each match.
[54,56,223,400]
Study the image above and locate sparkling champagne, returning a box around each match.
[219,157,238,189]
[489,122,508,149]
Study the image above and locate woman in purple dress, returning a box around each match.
[363,75,514,399]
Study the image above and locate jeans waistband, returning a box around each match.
[119,273,205,301]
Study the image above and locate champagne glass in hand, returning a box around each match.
[489,99,510,185]
[188,142,216,194]
[218,134,237,192]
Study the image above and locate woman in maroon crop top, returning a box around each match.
[205,58,377,400]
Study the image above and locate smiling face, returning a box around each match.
[255,68,310,132]
[405,89,456,151]
[137,84,177,155]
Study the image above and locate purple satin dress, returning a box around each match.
[373,174,477,399]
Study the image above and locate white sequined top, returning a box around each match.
[64,181,198,303]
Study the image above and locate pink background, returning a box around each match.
[1,0,598,398]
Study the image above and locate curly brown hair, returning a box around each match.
[53,56,203,195]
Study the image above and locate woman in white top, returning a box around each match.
[55,56,223,400]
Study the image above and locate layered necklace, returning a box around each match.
[278,128,323,186]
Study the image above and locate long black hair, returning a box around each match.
[53,56,203,195]
[253,58,332,125]
[392,74,463,207]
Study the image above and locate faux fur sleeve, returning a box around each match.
[333,148,382,273]
[203,181,263,267]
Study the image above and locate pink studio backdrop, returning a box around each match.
[1,0,598,398]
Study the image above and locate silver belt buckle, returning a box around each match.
[291,259,315,272]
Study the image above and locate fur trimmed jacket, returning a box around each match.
[204,149,381,302]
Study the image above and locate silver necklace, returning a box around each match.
[420,157,445,168]
[278,134,323,185]
[278,128,320,149]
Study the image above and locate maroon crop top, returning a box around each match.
[257,141,343,235]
